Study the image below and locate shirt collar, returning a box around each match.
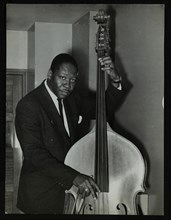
[44,79,61,102]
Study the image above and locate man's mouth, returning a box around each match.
[60,90,70,96]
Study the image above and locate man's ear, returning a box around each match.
[47,70,52,79]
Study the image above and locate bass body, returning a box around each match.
[64,123,146,214]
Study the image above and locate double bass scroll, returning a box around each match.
[64,9,147,215]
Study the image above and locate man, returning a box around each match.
[15,53,125,214]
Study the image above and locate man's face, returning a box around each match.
[48,62,78,99]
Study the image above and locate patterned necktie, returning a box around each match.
[57,98,64,124]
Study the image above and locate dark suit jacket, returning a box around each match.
[15,81,125,214]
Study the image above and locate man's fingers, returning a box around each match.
[99,56,113,64]
[99,56,110,61]
[75,174,101,200]
[87,178,101,200]
[89,178,101,193]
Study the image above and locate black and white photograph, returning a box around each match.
[4,3,164,215]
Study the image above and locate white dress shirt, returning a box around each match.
[44,80,70,136]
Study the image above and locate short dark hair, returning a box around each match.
[50,53,78,73]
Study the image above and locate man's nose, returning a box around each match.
[64,79,71,88]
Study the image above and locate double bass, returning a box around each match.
[64,9,146,215]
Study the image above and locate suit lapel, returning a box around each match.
[36,82,71,143]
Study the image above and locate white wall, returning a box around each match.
[28,25,35,70]
[34,22,72,87]
[7,24,72,88]
[6,30,27,69]
[114,4,164,215]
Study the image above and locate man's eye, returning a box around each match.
[60,76,66,80]
[71,78,76,83]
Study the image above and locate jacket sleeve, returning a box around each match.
[15,99,79,190]
[76,82,125,120]
[105,83,125,120]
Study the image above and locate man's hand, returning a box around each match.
[73,174,100,200]
[99,56,122,88]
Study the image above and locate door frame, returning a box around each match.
[6,69,27,213]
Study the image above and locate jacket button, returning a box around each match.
[58,182,63,186]
[50,138,53,142]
